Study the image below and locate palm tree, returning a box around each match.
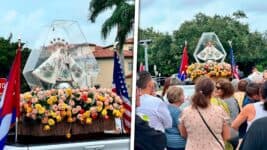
[88,0,134,70]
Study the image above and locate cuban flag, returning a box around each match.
[0,48,21,150]
[229,43,240,80]
[112,51,131,132]
[178,41,189,81]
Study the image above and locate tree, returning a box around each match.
[139,12,267,77]
[173,12,267,76]
[88,0,134,67]
[139,28,181,76]
[0,36,31,92]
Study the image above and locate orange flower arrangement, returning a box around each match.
[186,62,232,80]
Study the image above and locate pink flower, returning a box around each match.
[58,99,64,104]
[45,110,49,117]
[76,106,82,111]
[55,111,60,116]
[26,113,31,117]
[32,109,38,114]
[69,100,75,106]
[72,108,79,114]
[45,91,52,97]
[96,101,103,106]
[31,97,38,103]
[58,89,64,95]
[104,100,109,106]
[77,114,83,120]
[52,105,58,111]
[60,95,66,101]
[31,114,37,120]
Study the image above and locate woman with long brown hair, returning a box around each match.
[179,77,230,150]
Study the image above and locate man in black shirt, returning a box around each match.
[240,116,267,150]
[134,72,167,150]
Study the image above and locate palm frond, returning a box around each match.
[88,0,124,22]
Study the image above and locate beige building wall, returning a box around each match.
[95,57,132,97]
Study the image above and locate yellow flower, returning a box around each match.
[86,118,92,124]
[98,95,105,102]
[34,104,42,109]
[38,107,45,114]
[67,117,73,123]
[43,125,50,131]
[50,96,57,102]
[60,111,67,117]
[56,115,62,122]
[101,109,107,116]
[48,118,55,126]
[116,111,122,118]
[47,98,53,105]
[24,92,32,100]
[66,133,71,139]
[26,107,32,113]
[50,111,57,118]
[66,111,72,117]
[65,88,72,97]
[83,111,91,118]
[97,106,103,112]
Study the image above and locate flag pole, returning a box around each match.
[15,37,21,143]
[113,41,124,134]
[228,40,232,48]
[228,40,233,80]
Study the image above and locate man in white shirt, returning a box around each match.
[136,71,172,132]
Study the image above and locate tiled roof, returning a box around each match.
[93,48,133,58]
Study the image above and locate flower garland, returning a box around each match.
[20,87,125,132]
[186,62,232,80]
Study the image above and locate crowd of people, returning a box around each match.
[135,70,267,150]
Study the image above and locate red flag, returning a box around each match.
[0,49,21,117]
[0,47,21,149]
[178,42,189,80]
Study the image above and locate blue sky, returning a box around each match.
[0,0,117,49]
[140,0,267,34]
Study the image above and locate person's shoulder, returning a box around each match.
[252,116,267,125]
[211,104,227,114]
[182,105,193,113]
[243,103,254,112]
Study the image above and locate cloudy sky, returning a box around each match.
[0,0,117,49]
[140,0,267,34]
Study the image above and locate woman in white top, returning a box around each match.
[232,81,267,131]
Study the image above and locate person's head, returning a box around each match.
[237,79,249,92]
[231,79,239,91]
[214,78,234,99]
[246,82,261,101]
[162,77,171,97]
[137,71,154,95]
[252,66,258,73]
[192,77,214,109]
[166,86,184,105]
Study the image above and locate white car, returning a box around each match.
[5,138,130,150]
[162,85,195,110]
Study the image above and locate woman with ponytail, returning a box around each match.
[179,77,230,150]
[232,81,267,131]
